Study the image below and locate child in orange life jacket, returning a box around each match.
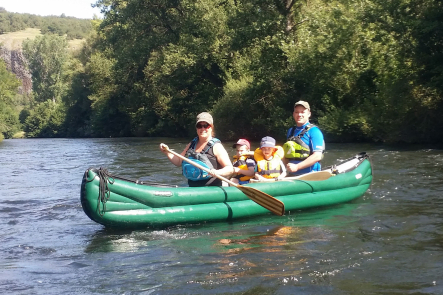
[254,136,287,181]
[230,139,256,185]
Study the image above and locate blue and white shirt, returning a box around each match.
[286,122,325,175]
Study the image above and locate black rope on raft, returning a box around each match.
[96,167,114,216]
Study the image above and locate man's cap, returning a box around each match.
[294,100,310,110]
[232,139,250,149]
[260,136,276,148]
[196,112,213,126]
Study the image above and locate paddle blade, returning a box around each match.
[282,171,333,182]
[237,186,285,216]
[295,171,332,181]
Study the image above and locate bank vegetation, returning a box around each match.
[1,0,442,143]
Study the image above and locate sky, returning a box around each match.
[1,0,102,19]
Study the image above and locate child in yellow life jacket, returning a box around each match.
[230,139,256,185]
[254,136,287,181]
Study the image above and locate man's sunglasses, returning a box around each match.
[196,123,210,129]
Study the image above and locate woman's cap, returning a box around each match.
[196,112,213,126]
[260,136,276,148]
[294,100,310,110]
[232,139,250,149]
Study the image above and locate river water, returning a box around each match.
[1,138,442,294]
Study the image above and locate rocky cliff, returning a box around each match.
[0,46,32,94]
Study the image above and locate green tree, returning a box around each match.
[21,35,72,137]
[22,34,69,103]
[91,0,303,137]
[23,100,66,137]
[0,11,92,38]
[63,0,443,143]
[0,60,21,140]
[406,0,443,142]
[91,0,230,136]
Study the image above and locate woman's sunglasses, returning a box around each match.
[196,123,210,129]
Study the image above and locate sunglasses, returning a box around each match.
[196,123,210,129]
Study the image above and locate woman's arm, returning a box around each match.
[212,143,234,177]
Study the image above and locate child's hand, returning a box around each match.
[255,173,265,180]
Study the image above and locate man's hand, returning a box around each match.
[286,163,299,173]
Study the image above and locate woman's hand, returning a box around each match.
[160,143,169,153]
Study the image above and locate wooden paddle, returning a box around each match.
[250,170,333,183]
[284,170,333,181]
[161,144,285,216]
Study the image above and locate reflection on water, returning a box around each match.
[216,225,301,252]
[1,139,443,294]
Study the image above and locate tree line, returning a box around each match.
[0,9,93,39]
[1,0,443,143]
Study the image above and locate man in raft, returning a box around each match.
[283,101,325,176]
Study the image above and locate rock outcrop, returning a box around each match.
[0,46,32,94]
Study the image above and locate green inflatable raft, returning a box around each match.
[81,152,372,228]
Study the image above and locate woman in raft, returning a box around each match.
[160,112,233,187]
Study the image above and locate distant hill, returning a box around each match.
[0,28,85,51]
[0,27,87,96]
[0,7,92,94]
[0,9,94,96]
[0,10,93,40]
[0,28,41,50]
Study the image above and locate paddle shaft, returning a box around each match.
[249,170,332,183]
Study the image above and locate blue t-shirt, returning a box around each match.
[286,122,325,175]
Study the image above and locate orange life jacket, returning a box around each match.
[232,152,255,181]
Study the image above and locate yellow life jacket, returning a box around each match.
[283,124,324,161]
[232,152,255,181]
[254,146,284,179]
[283,124,313,160]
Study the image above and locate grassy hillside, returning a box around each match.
[0,28,41,50]
[0,28,85,51]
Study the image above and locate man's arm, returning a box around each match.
[286,151,323,173]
